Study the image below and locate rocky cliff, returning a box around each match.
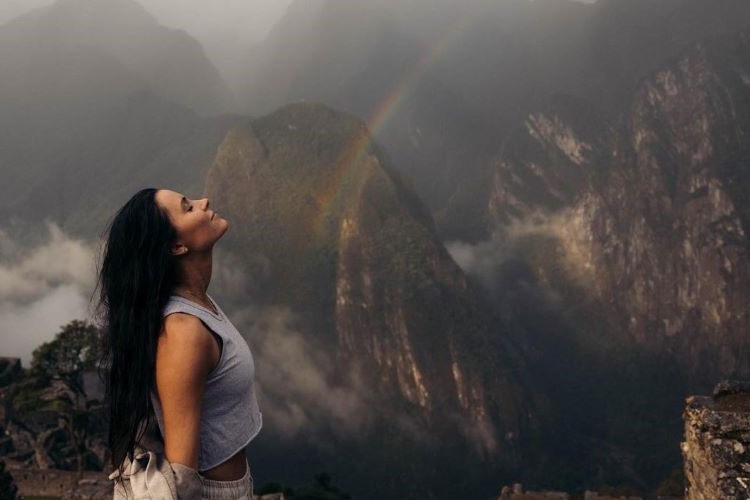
[489,29,750,385]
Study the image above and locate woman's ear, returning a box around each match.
[170,243,188,256]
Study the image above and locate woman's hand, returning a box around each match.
[171,461,204,499]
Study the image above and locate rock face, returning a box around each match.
[488,29,750,384]
[205,102,539,462]
[682,380,750,499]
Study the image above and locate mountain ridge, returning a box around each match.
[203,102,544,497]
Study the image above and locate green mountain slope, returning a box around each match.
[205,102,545,497]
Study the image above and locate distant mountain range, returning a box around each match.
[0,0,240,238]
[1,0,233,114]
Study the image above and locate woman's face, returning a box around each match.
[154,189,229,255]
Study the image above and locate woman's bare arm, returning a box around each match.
[155,313,221,469]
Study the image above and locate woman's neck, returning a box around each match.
[174,250,213,304]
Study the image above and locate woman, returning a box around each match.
[98,188,263,499]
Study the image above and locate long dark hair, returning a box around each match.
[96,188,177,478]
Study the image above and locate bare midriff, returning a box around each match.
[201,448,247,481]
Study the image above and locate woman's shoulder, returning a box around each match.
[161,313,214,347]
[158,313,221,375]
[162,310,205,330]
[163,295,224,321]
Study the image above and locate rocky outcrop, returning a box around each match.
[0,363,108,473]
[682,380,750,499]
[488,29,750,384]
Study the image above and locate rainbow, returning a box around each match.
[365,7,482,139]
[309,6,484,240]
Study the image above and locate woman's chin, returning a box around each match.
[218,218,230,236]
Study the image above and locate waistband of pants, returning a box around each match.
[200,458,252,498]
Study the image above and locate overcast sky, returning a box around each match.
[0,0,51,23]
[136,0,293,43]
[0,0,598,91]
[134,0,295,88]
[0,0,597,34]
[0,0,294,93]
[0,0,293,40]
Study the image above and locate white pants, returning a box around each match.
[200,460,253,500]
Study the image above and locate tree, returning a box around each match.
[14,320,104,474]
[29,319,102,394]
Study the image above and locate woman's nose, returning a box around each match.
[200,198,210,210]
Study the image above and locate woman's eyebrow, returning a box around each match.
[181,196,189,210]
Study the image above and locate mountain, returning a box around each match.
[0,0,243,237]
[485,27,750,489]
[490,27,750,383]
[2,0,749,495]
[1,92,245,237]
[0,0,234,115]
[236,0,750,242]
[203,102,544,498]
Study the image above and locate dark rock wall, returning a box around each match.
[683,381,750,499]
[488,30,750,384]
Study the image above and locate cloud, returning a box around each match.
[0,285,91,366]
[446,206,596,293]
[0,223,96,303]
[0,222,97,366]
[227,304,369,446]
[445,238,508,294]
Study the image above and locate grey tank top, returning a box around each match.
[150,294,263,472]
